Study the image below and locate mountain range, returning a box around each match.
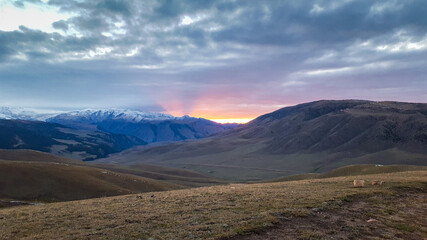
[0,108,236,160]
[98,100,427,181]
[47,109,236,143]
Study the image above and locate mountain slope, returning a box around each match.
[0,108,237,147]
[0,119,145,161]
[47,109,235,143]
[98,100,427,181]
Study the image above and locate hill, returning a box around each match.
[0,161,183,202]
[0,149,84,164]
[0,170,425,239]
[265,164,427,182]
[98,100,427,181]
[0,150,220,202]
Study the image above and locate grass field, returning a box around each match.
[0,170,425,239]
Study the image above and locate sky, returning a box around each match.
[0,0,426,123]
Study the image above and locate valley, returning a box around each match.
[0,100,426,240]
[97,100,427,181]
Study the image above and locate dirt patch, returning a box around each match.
[226,186,427,240]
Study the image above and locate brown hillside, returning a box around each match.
[0,149,84,164]
[0,160,182,202]
[98,100,427,181]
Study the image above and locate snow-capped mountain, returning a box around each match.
[46,109,187,123]
[0,107,190,123]
[0,107,62,121]
[0,107,238,148]
[46,109,232,143]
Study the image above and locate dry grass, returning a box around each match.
[267,164,427,182]
[0,160,182,202]
[0,171,425,240]
[0,150,220,202]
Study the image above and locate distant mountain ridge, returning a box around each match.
[0,107,61,121]
[46,109,235,143]
[0,107,184,122]
[0,107,237,160]
[47,109,183,122]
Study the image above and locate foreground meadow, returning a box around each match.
[0,171,426,239]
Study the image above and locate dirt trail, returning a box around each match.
[226,186,427,240]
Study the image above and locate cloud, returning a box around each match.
[0,0,426,116]
[52,20,69,31]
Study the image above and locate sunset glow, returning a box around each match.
[210,118,254,124]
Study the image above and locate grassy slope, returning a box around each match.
[0,149,220,201]
[0,160,182,202]
[0,170,425,239]
[97,100,427,181]
[96,164,224,187]
[265,164,427,182]
[0,149,85,164]
[99,145,427,181]
[0,149,219,186]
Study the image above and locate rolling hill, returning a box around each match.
[97,100,427,181]
[0,150,220,202]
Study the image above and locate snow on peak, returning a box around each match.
[47,108,182,123]
[0,107,195,123]
[0,107,63,121]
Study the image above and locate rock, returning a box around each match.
[222,224,229,228]
[367,218,379,223]
[353,180,365,187]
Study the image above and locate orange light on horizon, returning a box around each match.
[210,118,254,124]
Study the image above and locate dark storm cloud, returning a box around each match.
[1,0,426,112]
